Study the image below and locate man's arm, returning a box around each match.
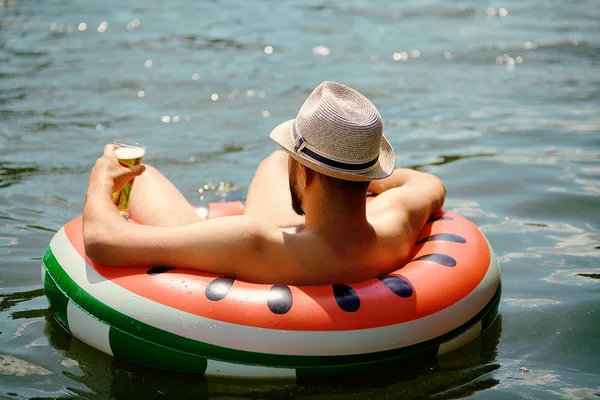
[366,168,446,264]
[368,168,444,199]
[84,212,281,279]
[83,145,298,283]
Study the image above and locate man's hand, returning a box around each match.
[83,144,147,265]
[88,145,146,195]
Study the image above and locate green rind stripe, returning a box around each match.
[43,269,70,332]
[109,326,208,374]
[296,346,438,379]
[481,282,501,331]
[43,245,500,373]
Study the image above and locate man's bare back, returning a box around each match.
[241,150,445,284]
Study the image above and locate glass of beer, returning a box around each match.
[112,140,146,216]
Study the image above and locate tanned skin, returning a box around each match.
[83,146,445,285]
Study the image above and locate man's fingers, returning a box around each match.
[119,164,145,179]
[131,164,146,176]
[104,144,117,157]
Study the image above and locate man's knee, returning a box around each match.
[135,164,164,185]
[137,163,155,178]
[141,163,156,173]
[249,151,289,186]
[259,150,288,170]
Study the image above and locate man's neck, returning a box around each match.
[303,190,369,235]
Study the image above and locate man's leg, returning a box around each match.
[128,165,203,226]
[244,150,305,227]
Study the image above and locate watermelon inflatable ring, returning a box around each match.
[42,201,501,379]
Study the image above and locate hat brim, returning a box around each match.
[269,119,395,182]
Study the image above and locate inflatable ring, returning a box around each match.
[42,201,501,379]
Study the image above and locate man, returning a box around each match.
[83,81,445,285]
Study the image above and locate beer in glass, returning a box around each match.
[112,140,146,214]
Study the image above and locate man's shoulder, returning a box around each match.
[366,188,408,220]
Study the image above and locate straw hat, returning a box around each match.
[270,81,395,181]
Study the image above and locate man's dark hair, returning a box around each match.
[317,172,370,195]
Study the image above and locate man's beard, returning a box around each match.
[290,179,304,216]
[289,161,305,216]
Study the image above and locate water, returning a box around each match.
[1,0,599,398]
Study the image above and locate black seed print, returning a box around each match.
[380,276,414,298]
[412,253,457,267]
[205,277,235,301]
[147,266,175,275]
[416,233,467,245]
[267,285,293,314]
[333,284,360,312]
[427,216,453,223]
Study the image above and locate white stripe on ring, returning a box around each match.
[205,359,296,378]
[41,263,45,286]
[437,320,482,356]
[67,301,113,356]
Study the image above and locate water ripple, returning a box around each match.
[118,33,247,52]
[543,268,600,285]
[0,163,39,189]
[480,219,584,234]
[504,298,561,308]
[530,233,600,257]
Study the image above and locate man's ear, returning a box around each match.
[302,164,315,188]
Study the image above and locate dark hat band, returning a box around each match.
[292,121,379,172]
